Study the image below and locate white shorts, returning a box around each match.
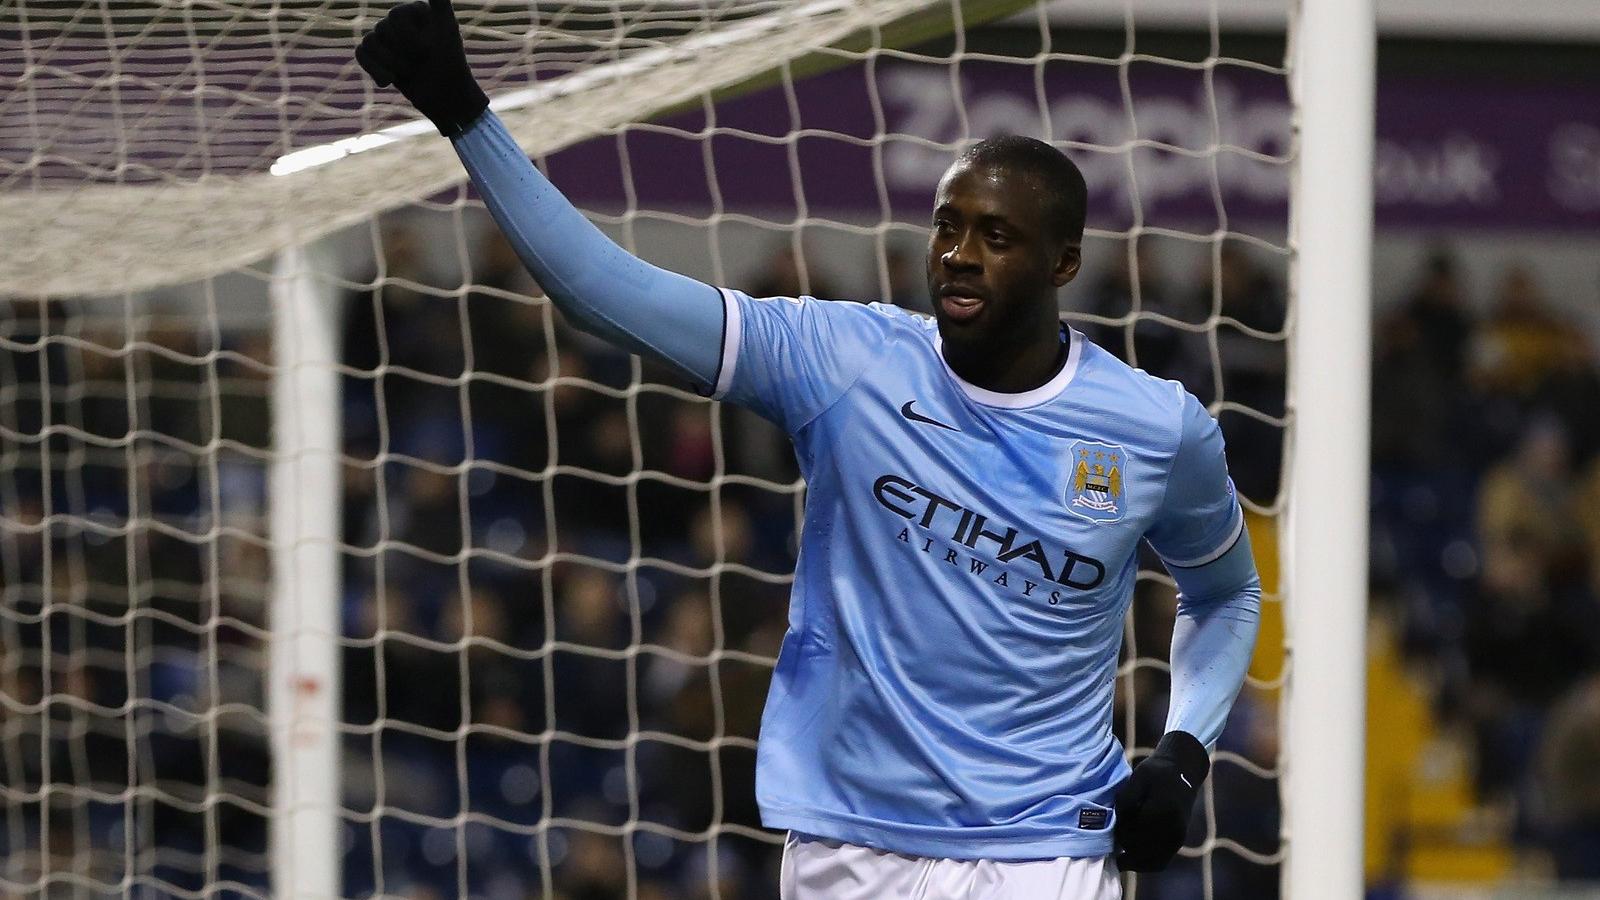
[779,832,1122,900]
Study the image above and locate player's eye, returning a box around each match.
[933,218,956,235]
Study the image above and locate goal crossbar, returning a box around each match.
[2,0,1032,299]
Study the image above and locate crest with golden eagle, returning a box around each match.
[1067,440,1128,523]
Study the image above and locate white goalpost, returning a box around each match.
[0,0,1371,897]
[1284,0,1375,896]
[268,244,345,898]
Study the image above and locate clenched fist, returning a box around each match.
[1114,730,1209,872]
[356,0,489,136]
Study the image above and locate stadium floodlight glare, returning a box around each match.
[270,132,411,179]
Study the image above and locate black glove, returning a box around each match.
[356,0,489,137]
[1114,730,1209,872]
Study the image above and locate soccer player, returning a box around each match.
[357,2,1262,896]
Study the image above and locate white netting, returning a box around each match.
[0,0,1292,897]
[1,0,1034,296]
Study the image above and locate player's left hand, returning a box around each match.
[356,0,489,136]
[1113,730,1209,872]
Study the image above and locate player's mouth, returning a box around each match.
[938,287,986,323]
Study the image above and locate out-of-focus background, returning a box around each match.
[2,1,1598,898]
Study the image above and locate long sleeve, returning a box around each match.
[1143,389,1263,747]
[1163,535,1262,747]
[450,111,728,389]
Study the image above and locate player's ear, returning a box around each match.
[1053,244,1082,287]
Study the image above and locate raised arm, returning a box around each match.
[356,0,726,388]
[451,113,726,386]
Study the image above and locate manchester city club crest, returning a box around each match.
[1067,440,1128,523]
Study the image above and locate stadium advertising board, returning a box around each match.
[550,60,1600,232]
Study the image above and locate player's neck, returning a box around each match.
[942,322,1067,395]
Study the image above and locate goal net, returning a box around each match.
[1,0,1297,897]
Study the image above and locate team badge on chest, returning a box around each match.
[1067,440,1128,523]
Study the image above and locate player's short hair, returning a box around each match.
[957,135,1087,246]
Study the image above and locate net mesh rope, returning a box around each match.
[0,0,1291,897]
[1,0,1015,296]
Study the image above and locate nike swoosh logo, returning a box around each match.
[1180,774,1194,789]
[900,400,959,432]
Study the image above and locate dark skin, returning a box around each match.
[926,161,1082,393]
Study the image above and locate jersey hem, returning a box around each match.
[762,808,1117,862]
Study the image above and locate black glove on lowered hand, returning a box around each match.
[1114,730,1209,872]
[356,0,489,136]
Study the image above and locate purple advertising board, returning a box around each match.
[545,58,1600,233]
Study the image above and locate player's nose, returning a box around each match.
[941,240,980,271]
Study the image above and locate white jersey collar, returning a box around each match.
[933,326,1084,409]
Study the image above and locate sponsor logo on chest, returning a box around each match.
[872,474,1110,607]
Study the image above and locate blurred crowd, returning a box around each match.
[1367,253,1600,881]
[330,226,803,900]
[0,300,278,894]
[1,223,1596,899]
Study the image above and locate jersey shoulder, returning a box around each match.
[862,299,935,332]
[839,299,939,351]
[798,296,929,333]
[1070,333,1194,452]
[735,293,926,359]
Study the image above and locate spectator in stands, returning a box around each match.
[1580,461,1600,593]
[553,828,628,900]
[883,245,931,313]
[746,238,838,301]
[1462,529,1600,801]
[1476,417,1588,578]
[643,588,714,714]
[1540,340,1600,468]
[342,223,467,464]
[1536,673,1600,879]
[438,583,534,725]
[1207,239,1287,386]
[1080,236,1206,390]
[1463,263,1591,469]
[1473,265,1581,398]
[1400,250,1474,383]
[552,566,631,742]
[1372,250,1474,470]
[386,465,465,605]
[464,230,545,467]
[1192,240,1287,505]
[663,401,716,484]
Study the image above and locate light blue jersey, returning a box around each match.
[451,111,1260,865]
[711,290,1255,861]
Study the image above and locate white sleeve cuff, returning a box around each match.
[711,287,743,400]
